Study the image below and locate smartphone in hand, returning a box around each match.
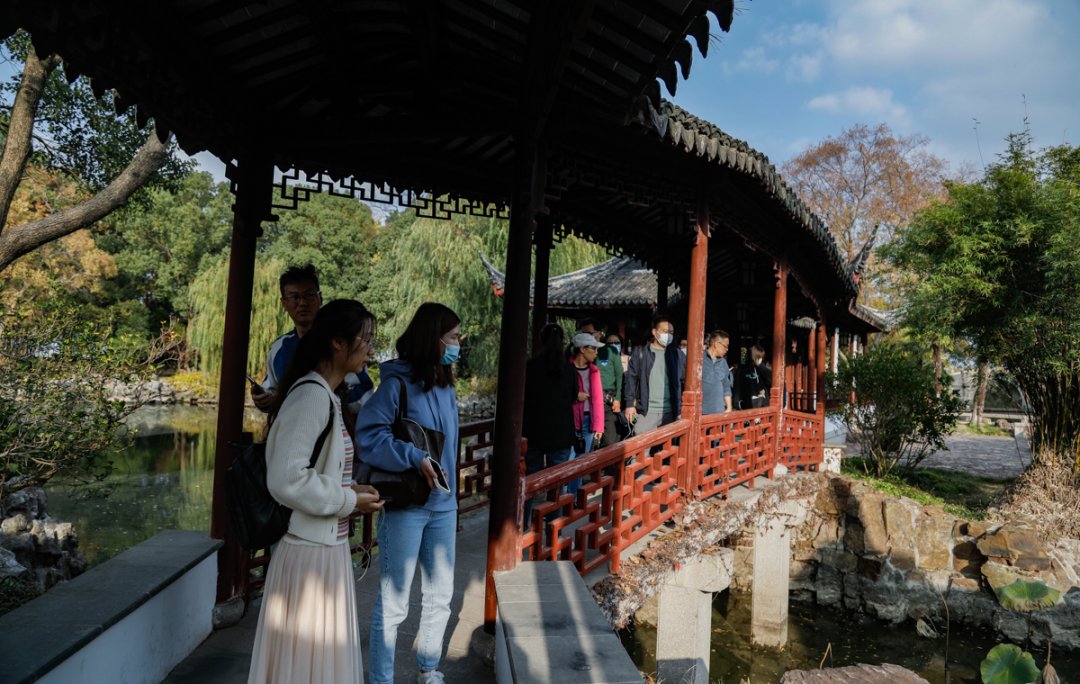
[246,374,265,395]
[427,457,451,494]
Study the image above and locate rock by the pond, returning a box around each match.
[779,663,929,683]
[0,487,86,590]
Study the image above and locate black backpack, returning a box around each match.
[225,379,334,550]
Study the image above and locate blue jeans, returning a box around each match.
[568,412,595,494]
[369,507,457,684]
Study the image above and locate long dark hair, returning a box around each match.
[396,302,460,391]
[535,323,565,376]
[269,299,375,422]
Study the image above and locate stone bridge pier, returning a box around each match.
[653,550,734,684]
[750,499,808,647]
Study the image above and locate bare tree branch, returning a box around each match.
[0,127,170,271]
[0,48,61,234]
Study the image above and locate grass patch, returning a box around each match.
[954,422,1014,438]
[842,458,1010,520]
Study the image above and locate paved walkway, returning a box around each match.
[913,433,1032,479]
[163,511,496,684]
[845,432,1032,480]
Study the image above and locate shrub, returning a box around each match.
[829,340,964,477]
[0,296,143,497]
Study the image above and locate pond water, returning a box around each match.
[622,589,1079,683]
[44,405,242,566]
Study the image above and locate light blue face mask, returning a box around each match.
[441,344,460,365]
[609,344,621,354]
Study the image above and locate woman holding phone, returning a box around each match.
[247,299,384,684]
[356,302,461,684]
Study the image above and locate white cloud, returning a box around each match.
[721,46,780,76]
[807,87,912,128]
[786,54,822,82]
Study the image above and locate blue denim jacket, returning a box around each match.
[701,353,733,415]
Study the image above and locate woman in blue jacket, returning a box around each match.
[356,302,461,684]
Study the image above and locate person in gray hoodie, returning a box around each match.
[356,303,461,684]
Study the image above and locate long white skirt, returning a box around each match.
[247,537,362,684]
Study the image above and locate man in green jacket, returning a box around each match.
[596,331,624,446]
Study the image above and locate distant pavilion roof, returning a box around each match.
[480,255,679,311]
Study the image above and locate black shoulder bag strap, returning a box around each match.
[289,378,336,469]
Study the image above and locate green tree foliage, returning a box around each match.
[829,340,963,477]
[0,296,144,497]
[886,132,1080,470]
[364,209,608,381]
[96,172,233,324]
[260,191,379,300]
[186,256,289,384]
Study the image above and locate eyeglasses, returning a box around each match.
[354,334,375,349]
[282,290,321,304]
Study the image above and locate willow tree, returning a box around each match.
[365,210,607,382]
[888,132,1080,472]
[186,256,290,384]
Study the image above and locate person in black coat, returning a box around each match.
[735,344,772,409]
[522,324,576,523]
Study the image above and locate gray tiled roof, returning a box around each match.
[480,255,679,309]
[631,99,858,297]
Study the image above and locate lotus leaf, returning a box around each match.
[992,579,1062,612]
[980,643,1039,684]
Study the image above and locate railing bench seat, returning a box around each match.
[0,530,221,684]
[493,561,641,683]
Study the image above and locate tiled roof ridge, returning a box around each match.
[630,98,857,297]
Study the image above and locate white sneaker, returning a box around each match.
[417,671,445,684]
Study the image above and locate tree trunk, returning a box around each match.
[932,342,943,396]
[0,49,61,233]
[0,127,170,272]
[971,360,989,427]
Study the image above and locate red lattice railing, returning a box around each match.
[457,420,496,514]
[247,403,824,594]
[698,406,777,498]
[778,409,823,472]
[519,419,691,575]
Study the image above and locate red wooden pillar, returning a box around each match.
[770,260,788,469]
[210,156,273,604]
[816,317,827,414]
[531,215,553,352]
[680,195,709,497]
[807,325,817,411]
[484,136,545,632]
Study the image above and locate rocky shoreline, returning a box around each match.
[0,488,86,593]
[731,474,1080,651]
[105,377,497,419]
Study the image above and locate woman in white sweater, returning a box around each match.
[247,299,384,684]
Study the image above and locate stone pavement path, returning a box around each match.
[163,511,495,684]
[851,432,1032,480]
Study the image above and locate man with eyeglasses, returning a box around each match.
[701,330,733,414]
[623,315,686,434]
[252,264,374,412]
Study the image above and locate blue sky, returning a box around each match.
[669,0,1080,175]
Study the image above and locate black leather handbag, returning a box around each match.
[225,379,334,550]
[355,378,445,510]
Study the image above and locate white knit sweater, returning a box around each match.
[265,372,357,545]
